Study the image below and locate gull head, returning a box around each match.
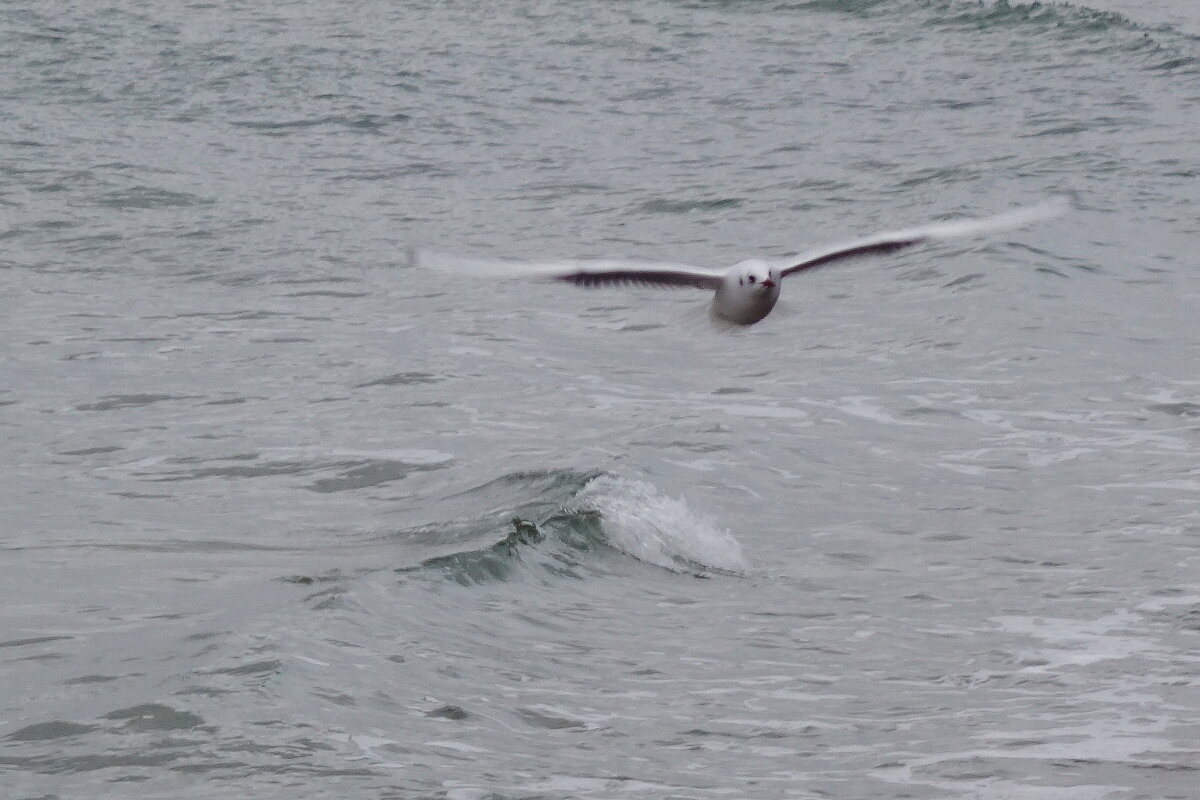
[732,259,779,293]
[712,259,782,326]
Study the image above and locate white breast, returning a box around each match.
[711,274,780,326]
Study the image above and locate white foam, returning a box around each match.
[576,475,749,573]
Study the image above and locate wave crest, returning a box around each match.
[573,475,749,574]
[398,471,748,583]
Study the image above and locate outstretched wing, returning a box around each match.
[418,251,724,291]
[551,263,723,290]
[778,198,1069,278]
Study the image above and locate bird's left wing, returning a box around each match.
[776,198,1069,278]
[418,251,724,291]
[550,262,724,290]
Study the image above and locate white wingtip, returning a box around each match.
[415,249,546,280]
[898,196,1072,242]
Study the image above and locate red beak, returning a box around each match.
[761,279,775,289]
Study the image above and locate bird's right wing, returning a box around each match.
[776,198,1070,278]
[418,251,725,291]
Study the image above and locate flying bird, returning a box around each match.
[419,199,1067,327]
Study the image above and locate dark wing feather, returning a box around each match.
[554,268,723,290]
[778,200,1069,279]
[417,251,722,289]
[781,237,927,277]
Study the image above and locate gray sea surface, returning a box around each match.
[3,1,1200,798]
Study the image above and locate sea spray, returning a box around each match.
[573,475,749,574]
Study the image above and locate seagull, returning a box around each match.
[420,199,1067,327]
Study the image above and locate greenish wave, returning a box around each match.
[393,471,748,585]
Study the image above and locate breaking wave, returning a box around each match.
[400,471,748,583]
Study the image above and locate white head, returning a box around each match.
[732,259,779,294]
[712,259,782,325]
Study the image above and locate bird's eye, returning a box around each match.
[748,275,756,283]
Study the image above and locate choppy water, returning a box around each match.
[3,1,1200,798]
